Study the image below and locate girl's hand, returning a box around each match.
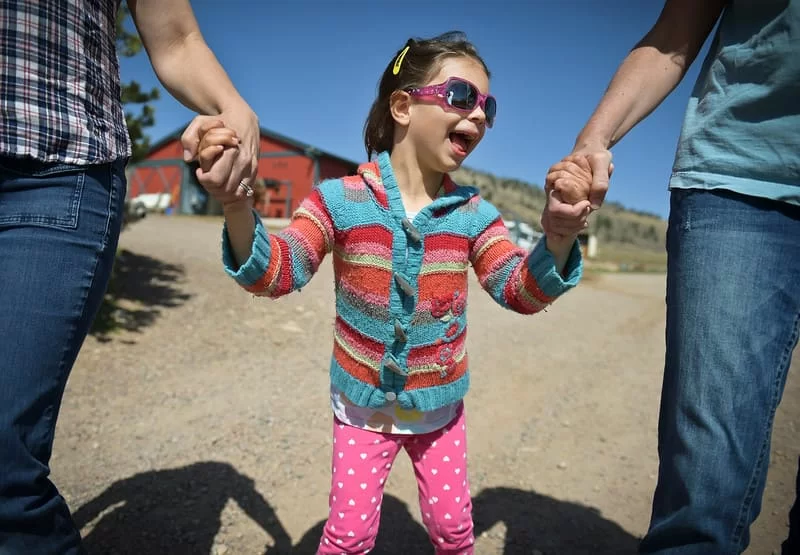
[541,156,593,239]
[546,155,594,205]
[181,107,260,202]
[192,119,250,207]
[197,125,240,173]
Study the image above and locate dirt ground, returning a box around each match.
[52,214,798,555]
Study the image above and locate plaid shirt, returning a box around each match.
[0,0,131,165]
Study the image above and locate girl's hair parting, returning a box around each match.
[363,31,490,160]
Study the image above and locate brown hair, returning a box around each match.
[363,31,490,160]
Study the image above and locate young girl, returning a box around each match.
[193,31,589,555]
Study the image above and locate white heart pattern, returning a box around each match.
[348,499,355,506]
[347,468,355,475]
[360,453,367,460]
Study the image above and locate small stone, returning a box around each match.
[214,545,229,555]
[557,461,567,470]
[279,320,303,333]
[92,442,99,449]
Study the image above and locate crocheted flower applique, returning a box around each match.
[430,297,452,319]
[430,289,465,322]
[437,345,455,378]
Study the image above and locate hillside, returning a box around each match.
[450,165,668,270]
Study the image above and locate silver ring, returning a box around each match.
[238,180,254,197]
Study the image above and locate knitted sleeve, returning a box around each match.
[221,185,334,298]
[468,199,582,313]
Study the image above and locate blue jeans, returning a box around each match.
[0,156,126,554]
[640,188,800,554]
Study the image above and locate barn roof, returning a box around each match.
[148,122,360,169]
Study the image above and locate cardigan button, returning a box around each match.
[385,392,397,402]
[401,218,423,242]
[394,273,415,297]
[394,319,407,343]
[385,358,408,377]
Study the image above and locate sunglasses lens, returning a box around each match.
[446,80,476,111]
[484,96,497,126]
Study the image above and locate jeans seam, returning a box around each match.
[730,307,800,551]
[42,165,118,456]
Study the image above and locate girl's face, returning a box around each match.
[404,56,491,175]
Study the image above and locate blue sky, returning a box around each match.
[120,0,716,219]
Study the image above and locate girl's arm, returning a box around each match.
[223,185,335,298]
[469,201,582,314]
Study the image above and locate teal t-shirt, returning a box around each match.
[670,0,799,204]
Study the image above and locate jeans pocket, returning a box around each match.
[0,157,85,230]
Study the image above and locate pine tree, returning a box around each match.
[116,6,160,163]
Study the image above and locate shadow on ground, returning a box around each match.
[90,249,192,341]
[75,461,640,554]
[73,462,291,555]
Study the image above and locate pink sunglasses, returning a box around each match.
[405,77,497,127]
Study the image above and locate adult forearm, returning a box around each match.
[574,46,686,150]
[574,0,726,151]
[150,32,249,116]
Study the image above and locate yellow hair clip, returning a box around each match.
[392,46,410,75]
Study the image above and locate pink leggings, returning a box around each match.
[318,404,474,554]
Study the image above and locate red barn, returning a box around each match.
[128,124,359,218]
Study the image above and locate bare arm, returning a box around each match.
[575,0,727,151]
[126,0,259,194]
[127,0,245,116]
[551,0,728,211]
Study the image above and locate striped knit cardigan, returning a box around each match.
[223,151,582,412]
